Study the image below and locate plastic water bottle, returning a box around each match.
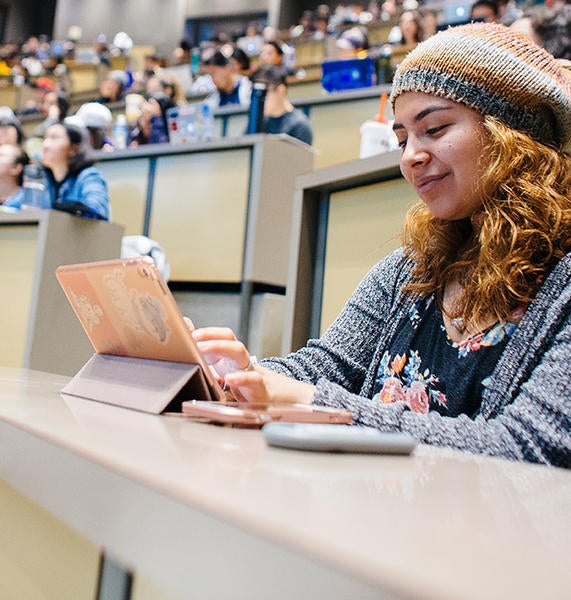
[247,82,267,135]
[376,44,393,84]
[360,120,399,158]
[112,114,129,150]
[198,103,215,142]
[191,48,201,78]
[22,163,46,209]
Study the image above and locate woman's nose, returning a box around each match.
[401,138,429,168]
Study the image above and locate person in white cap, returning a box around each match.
[336,26,369,59]
[69,102,113,150]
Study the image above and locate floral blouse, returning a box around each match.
[372,295,526,417]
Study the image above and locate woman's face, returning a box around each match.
[393,92,487,221]
[260,44,282,66]
[400,13,419,43]
[40,91,58,117]
[42,124,74,168]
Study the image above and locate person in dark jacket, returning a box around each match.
[249,65,313,145]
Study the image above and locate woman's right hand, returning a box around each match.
[190,324,315,405]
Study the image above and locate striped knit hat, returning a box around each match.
[390,23,571,148]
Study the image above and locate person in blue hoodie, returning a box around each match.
[5,122,110,220]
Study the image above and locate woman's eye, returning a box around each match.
[397,138,407,149]
[426,124,448,136]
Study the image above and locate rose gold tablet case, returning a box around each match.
[56,256,225,413]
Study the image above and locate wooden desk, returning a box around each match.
[21,84,389,168]
[64,61,107,93]
[0,210,123,375]
[0,366,569,600]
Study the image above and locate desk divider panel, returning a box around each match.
[282,151,416,353]
[0,211,124,375]
[221,113,249,139]
[0,479,100,600]
[311,96,385,169]
[95,137,314,347]
[321,178,414,332]
[0,223,39,368]
[149,148,251,282]
[98,158,149,236]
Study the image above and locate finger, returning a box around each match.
[224,371,268,404]
[196,340,250,373]
[208,364,224,386]
[183,317,195,332]
[192,327,238,342]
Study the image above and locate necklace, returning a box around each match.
[451,316,464,332]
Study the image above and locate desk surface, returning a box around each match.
[0,366,569,600]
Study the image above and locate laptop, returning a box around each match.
[441,1,473,27]
[321,56,375,93]
[167,103,215,144]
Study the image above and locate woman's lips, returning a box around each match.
[415,174,446,193]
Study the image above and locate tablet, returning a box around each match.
[262,423,416,454]
[56,256,225,401]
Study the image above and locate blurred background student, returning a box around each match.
[145,69,187,105]
[250,65,313,145]
[336,26,369,59]
[4,122,110,220]
[129,92,175,146]
[68,102,113,150]
[191,47,252,108]
[0,110,25,147]
[0,144,29,206]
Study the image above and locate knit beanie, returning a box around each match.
[390,23,571,148]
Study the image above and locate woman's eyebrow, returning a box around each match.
[393,105,454,130]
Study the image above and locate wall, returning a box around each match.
[53,0,188,56]
[185,0,270,18]
[4,0,307,53]
[52,0,278,57]
[3,0,57,42]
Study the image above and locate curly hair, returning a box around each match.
[402,116,571,330]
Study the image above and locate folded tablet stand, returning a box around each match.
[62,353,212,414]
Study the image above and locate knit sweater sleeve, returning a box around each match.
[312,309,571,467]
[261,250,411,394]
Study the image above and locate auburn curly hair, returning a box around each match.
[402,116,571,330]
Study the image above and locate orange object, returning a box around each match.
[374,92,388,123]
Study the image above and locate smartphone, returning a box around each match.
[181,401,353,426]
[261,423,417,454]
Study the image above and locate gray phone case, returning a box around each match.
[262,423,416,454]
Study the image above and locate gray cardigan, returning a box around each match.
[263,250,571,467]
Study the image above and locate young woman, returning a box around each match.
[190,23,571,468]
[128,92,176,146]
[5,122,110,220]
